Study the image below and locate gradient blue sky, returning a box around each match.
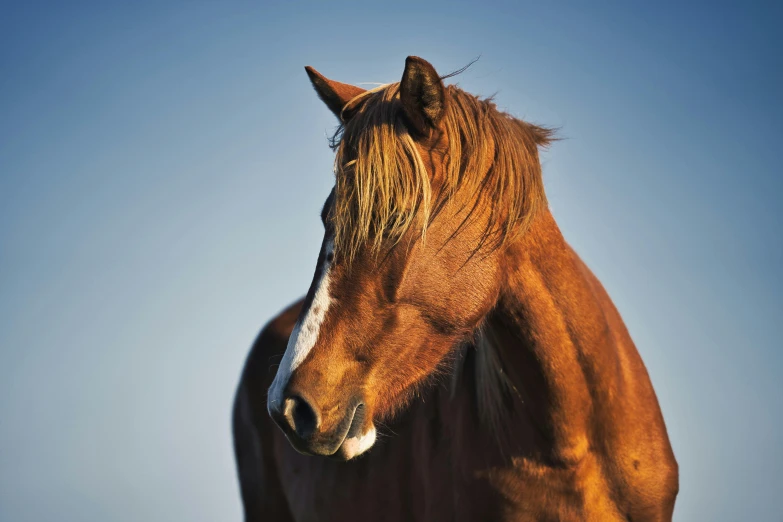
[1,2,781,521]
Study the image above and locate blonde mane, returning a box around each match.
[329,81,554,263]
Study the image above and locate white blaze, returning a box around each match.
[267,238,378,457]
[269,240,334,403]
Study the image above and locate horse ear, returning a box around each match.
[399,56,446,135]
[305,66,367,121]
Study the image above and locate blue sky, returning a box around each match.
[1,2,780,520]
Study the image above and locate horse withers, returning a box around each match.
[233,56,678,521]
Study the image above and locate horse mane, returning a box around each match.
[328,79,553,433]
[329,81,555,263]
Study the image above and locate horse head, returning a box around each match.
[267,57,551,460]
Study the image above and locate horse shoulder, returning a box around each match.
[568,246,679,518]
[233,299,303,522]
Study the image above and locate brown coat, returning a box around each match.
[233,56,678,521]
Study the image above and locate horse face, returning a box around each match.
[268,57,502,460]
[268,194,501,460]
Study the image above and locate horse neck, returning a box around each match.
[488,208,623,464]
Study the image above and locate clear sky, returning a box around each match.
[1,2,780,521]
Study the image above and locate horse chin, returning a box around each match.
[333,426,377,461]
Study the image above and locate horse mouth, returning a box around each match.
[329,403,376,460]
[345,403,366,438]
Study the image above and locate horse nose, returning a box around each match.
[282,394,320,440]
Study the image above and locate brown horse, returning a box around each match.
[233,56,678,521]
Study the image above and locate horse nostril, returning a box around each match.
[283,395,319,440]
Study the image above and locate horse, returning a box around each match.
[233,56,679,521]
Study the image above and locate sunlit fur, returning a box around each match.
[330,82,554,264]
[235,57,679,522]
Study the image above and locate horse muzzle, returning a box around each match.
[268,389,375,460]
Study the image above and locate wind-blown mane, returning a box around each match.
[326,79,555,434]
[329,81,555,263]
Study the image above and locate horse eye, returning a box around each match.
[326,251,334,263]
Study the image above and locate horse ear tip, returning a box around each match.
[404,57,440,80]
[305,66,321,81]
